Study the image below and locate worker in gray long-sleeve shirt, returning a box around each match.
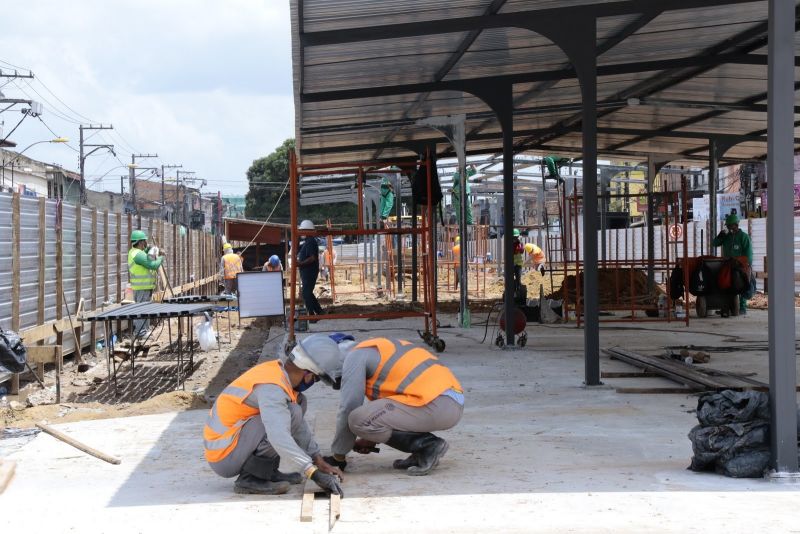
[300,335,464,476]
[203,347,344,496]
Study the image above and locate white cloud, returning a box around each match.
[0,0,294,195]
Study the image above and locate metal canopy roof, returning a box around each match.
[291,0,800,166]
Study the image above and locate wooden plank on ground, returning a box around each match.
[329,492,341,530]
[0,460,16,494]
[615,387,697,394]
[604,348,726,390]
[300,487,315,522]
[601,371,660,379]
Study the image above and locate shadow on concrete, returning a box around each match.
[105,314,795,508]
[107,322,284,507]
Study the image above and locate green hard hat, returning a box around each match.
[725,213,740,226]
[130,230,148,242]
[513,229,520,237]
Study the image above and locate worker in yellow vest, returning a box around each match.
[203,335,344,496]
[220,243,244,295]
[127,230,163,337]
[524,242,547,275]
[307,336,464,476]
[452,236,461,290]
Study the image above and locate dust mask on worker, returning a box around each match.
[295,371,318,392]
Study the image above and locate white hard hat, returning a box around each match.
[299,220,315,231]
[289,334,342,389]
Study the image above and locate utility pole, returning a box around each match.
[160,163,182,220]
[79,124,114,205]
[175,169,195,225]
[129,153,157,215]
[0,69,34,80]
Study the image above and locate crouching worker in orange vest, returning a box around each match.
[203,337,344,496]
[310,337,464,476]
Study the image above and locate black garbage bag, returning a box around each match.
[688,420,771,478]
[696,390,769,426]
[688,390,776,478]
[0,328,27,373]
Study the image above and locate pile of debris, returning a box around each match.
[548,268,664,306]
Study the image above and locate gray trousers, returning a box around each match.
[349,395,464,444]
[209,395,309,478]
[133,289,152,335]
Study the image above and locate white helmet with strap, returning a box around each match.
[289,334,343,389]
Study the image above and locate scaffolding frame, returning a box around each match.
[288,150,442,348]
[562,179,690,326]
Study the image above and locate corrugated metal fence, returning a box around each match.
[0,192,220,350]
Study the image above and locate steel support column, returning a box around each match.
[567,19,600,385]
[468,83,516,345]
[498,88,516,345]
[767,0,799,476]
[708,138,719,251]
[646,155,657,289]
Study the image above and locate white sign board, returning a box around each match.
[717,193,741,221]
[237,271,285,318]
[692,194,741,222]
[692,196,709,221]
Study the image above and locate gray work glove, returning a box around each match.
[311,469,344,497]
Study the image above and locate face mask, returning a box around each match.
[295,372,318,392]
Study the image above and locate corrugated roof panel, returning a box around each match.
[500,0,620,13]
[652,64,771,103]
[600,3,768,65]
[302,0,489,32]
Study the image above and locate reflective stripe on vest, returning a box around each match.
[128,248,156,290]
[357,337,462,407]
[203,361,298,462]
[223,253,243,280]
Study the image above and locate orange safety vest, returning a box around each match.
[222,252,244,280]
[529,244,545,264]
[452,244,460,265]
[356,338,462,407]
[203,360,297,463]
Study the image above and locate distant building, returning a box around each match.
[222,196,246,219]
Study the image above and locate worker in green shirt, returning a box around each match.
[712,213,753,315]
[128,230,164,336]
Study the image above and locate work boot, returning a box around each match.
[407,434,449,476]
[266,456,303,484]
[386,431,449,476]
[392,453,419,470]
[233,454,291,495]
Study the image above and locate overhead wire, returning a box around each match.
[1,59,199,194]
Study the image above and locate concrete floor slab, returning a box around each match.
[2,310,798,533]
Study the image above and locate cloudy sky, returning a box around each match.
[0,0,294,195]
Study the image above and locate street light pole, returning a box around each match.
[129,153,157,215]
[79,124,114,205]
[175,169,195,225]
[161,163,182,220]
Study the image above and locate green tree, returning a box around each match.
[245,138,357,225]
